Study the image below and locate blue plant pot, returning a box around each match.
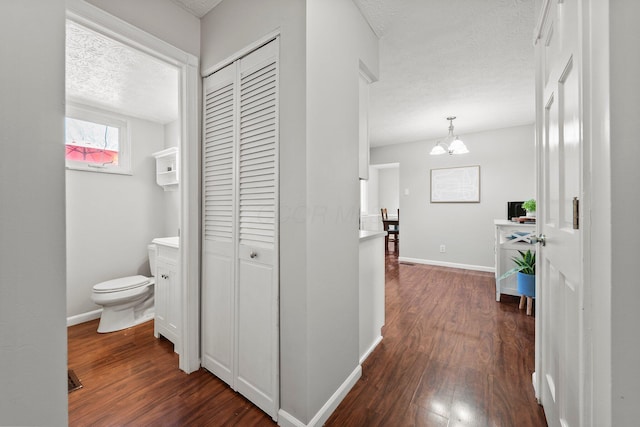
[517,272,535,297]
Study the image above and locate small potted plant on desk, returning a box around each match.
[523,198,537,218]
[498,249,536,315]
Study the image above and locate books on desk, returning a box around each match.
[511,216,536,223]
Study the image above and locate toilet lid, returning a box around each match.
[93,275,151,293]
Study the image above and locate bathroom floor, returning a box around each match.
[67,319,274,426]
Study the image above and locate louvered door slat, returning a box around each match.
[238,55,277,248]
[203,80,235,242]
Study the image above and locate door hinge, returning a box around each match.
[573,197,579,229]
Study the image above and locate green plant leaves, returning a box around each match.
[498,249,536,280]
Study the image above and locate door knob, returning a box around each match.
[250,251,257,259]
[530,234,546,246]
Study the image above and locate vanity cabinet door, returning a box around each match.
[155,259,180,350]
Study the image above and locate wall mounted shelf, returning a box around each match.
[152,147,179,191]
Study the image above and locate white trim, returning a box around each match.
[359,335,383,365]
[66,0,201,374]
[533,0,552,43]
[201,29,280,77]
[398,257,495,273]
[277,366,362,427]
[67,309,102,327]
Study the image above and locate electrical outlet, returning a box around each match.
[440,244,446,253]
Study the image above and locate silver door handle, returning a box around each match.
[530,234,546,246]
[250,251,257,259]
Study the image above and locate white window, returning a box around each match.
[65,105,131,174]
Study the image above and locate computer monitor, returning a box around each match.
[507,201,526,220]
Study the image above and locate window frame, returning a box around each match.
[65,104,132,175]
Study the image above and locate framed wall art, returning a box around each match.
[430,165,480,203]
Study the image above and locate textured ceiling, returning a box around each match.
[354,0,537,147]
[66,21,179,124]
[171,0,223,17]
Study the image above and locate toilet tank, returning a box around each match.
[148,244,158,277]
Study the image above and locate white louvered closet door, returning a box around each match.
[202,39,279,420]
[202,63,236,386]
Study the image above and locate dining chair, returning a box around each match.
[380,208,399,253]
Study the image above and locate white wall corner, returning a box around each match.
[277,365,362,427]
[398,257,495,273]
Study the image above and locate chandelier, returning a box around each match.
[429,116,469,155]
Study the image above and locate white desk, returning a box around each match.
[494,220,536,301]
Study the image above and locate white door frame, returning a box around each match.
[66,0,201,373]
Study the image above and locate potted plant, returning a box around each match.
[522,199,536,217]
[498,249,536,298]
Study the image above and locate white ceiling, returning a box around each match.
[66,21,179,124]
[353,0,537,147]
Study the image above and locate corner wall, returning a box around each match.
[0,1,68,425]
[306,0,379,419]
[371,124,535,270]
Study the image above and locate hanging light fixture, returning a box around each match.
[429,116,469,155]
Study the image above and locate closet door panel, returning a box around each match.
[235,39,279,419]
[201,64,236,385]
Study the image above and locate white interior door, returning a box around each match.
[536,1,583,426]
[235,40,279,418]
[201,39,279,421]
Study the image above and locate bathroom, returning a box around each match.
[65,20,181,342]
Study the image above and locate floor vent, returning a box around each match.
[399,262,415,266]
[68,369,82,393]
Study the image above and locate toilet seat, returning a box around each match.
[93,275,151,293]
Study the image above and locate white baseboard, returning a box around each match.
[278,365,362,427]
[67,309,102,327]
[398,256,495,273]
[359,335,383,365]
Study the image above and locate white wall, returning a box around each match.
[86,0,200,57]
[371,124,535,269]
[609,1,640,423]
[365,167,379,214]
[66,115,167,318]
[0,1,68,425]
[378,167,399,215]
[306,0,378,419]
[163,119,180,237]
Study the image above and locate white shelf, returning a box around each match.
[152,147,178,191]
[494,219,536,301]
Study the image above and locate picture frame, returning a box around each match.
[430,165,480,203]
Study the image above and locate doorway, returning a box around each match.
[65,1,200,373]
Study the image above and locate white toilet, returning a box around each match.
[91,244,157,333]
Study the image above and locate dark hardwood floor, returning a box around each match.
[325,252,547,427]
[68,251,546,426]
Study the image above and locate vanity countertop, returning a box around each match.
[152,236,179,248]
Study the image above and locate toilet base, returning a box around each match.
[97,308,154,333]
[96,290,155,333]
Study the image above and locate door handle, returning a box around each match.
[530,234,546,246]
[250,251,257,259]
